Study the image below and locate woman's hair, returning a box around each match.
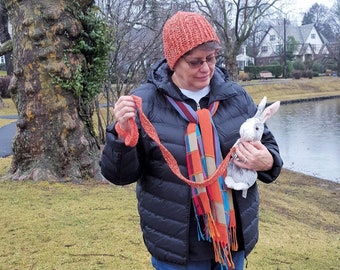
[184,41,221,56]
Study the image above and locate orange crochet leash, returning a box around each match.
[115,95,236,188]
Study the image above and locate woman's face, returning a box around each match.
[172,48,217,91]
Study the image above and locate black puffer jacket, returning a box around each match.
[101,59,283,265]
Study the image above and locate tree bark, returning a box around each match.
[4,0,102,181]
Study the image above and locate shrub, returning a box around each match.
[244,66,260,78]
[293,60,305,71]
[291,70,302,79]
[244,65,282,79]
[286,60,294,78]
[302,70,313,79]
[312,61,324,73]
[267,65,282,78]
[269,60,280,66]
[238,72,250,81]
[0,76,11,98]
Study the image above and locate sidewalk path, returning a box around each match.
[0,115,17,157]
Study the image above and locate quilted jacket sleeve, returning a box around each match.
[258,124,283,183]
[100,123,142,185]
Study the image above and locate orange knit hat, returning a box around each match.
[162,11,220,70]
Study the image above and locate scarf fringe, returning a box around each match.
[200,212,238,268]
[212,240,235,269]
[194,214,206,241]
[207,212,219,239]
[196,212,238,269]
[230,226,238,251]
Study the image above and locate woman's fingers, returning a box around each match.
[114,96,137,131]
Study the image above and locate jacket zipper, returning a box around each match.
[196,102,201,110]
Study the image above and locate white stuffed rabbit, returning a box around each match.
[224,96,280,198]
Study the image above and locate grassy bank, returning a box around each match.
[0,76,339,269]
[241,76,340,104]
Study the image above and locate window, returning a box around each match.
[270,35,276,41]
[276,45,282,53]
[261,46,268,52]
[311,34,315,39]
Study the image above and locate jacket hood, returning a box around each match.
[146,58,238,102]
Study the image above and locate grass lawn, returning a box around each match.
[0,170,338,270]
[0,76,339,269]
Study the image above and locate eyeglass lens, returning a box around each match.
[183,54,216,68]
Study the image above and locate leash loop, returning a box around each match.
[115,95,235,188]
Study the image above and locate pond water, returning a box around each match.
[266,98,340,183]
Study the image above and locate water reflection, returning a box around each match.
[267,98,340,183]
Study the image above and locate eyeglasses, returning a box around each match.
[181,53,217,69]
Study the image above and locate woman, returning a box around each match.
[101,11,283,270]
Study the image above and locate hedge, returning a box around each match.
[244,65,282,79]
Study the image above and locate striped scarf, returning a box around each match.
[166,96,238,268]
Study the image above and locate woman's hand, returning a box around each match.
[232,141,274,171]
[114,96,137,133]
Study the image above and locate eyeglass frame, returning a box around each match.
[181,52,218,69]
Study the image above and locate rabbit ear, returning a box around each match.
[260,101,280,123]
[254,96,267,118]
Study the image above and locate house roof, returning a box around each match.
[298,43,314,55]
[271,23,315,44]
[257,23,331,60]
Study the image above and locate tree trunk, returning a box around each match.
[4,0,102,182]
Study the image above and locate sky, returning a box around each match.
[284,0,335,24]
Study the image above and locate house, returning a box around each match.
[256,23,329,66]
[0,55,5,64]
[326,41,340,64]
[236,46,254,70]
